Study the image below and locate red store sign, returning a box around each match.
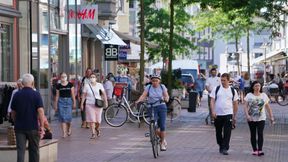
[68,5,98,24]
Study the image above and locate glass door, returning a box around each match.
[50,34,60,77]
[0,23,13,82]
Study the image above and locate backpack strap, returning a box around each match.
[215,85,220,101]
[231,87,235,101]
[215,85,235,101]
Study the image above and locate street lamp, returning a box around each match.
[238,44,244,74]
[260,42,268,83]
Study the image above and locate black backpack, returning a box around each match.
[215,85,235,101]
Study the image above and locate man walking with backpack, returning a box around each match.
[210,73,239,155]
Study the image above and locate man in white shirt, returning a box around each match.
[205,68,221,124]
[210,73,239,155]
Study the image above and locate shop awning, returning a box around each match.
[85,24,126,46]
[113,30,158,49]
[0,6,22,18]
[252,49,287,64]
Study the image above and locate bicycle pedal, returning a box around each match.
[145,132,150,137]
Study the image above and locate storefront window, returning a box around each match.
[0,24,13,82]
[50,0,67,31]
[39,4,49,89]
[69,0,81,80]
[0,0,13,6]
[30,1,39,88]
[50,34,59,77]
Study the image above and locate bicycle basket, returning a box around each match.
[113,86,124,97]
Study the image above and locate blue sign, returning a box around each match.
[118,51,127,60]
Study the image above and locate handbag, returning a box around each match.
[88,83,104,108]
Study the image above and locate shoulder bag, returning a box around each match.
[88,83,104,108]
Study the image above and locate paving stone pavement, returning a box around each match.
[52,94,288,162]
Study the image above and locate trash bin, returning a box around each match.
[188,91,198,112]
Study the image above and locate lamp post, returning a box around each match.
[260,42,268,84]
[263,43,267,83]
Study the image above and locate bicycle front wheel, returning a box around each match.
[276,92,288,106]
[104,104,128,127]
[149,122,159,158]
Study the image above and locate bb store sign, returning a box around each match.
[104,44,119,61]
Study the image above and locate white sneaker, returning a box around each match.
[163,139,167,147]
[160,143,167,151]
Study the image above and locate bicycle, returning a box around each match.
[104,87,148,127]
[144,100,164,158]
[271,88,288,106]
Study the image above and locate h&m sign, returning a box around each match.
[68,5,98,24]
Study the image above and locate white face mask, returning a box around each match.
[90,78,96,83]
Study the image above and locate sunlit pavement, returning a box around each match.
[52,94,288,162]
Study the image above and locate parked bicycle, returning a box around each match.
[269,87,288,106]
[104,86,148,127]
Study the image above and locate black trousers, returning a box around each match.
[214,114,233,151]
[15,130,40,162]
[248,120,265,151]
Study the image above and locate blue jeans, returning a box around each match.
[58,97,73,123]
[148,104,167,131]
[15,130,40,162]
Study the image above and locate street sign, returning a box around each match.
[68,5,98,24]
[104,44,119,61]
[118,51,127,60]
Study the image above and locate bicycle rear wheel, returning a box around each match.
[166,98,181,121]
[104,104,128,127]
[149,122,159,158]
[276,92,288,106]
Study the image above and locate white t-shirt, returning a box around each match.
[205,76,221,94]
[210,85,239,116]
[244,93,269,121]
[103,80,113,99]
[83,83,105,105]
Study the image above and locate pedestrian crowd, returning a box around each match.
[9,67,285,162]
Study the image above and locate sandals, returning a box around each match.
[67,129,72,136]
[96,129,101,137]
[90,134,96,139]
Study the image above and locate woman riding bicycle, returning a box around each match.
[136,74,169,151]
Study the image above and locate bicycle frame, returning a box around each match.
[115,89,142,122]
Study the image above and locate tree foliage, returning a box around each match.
[143,0,196,61]
[198,0,288,37]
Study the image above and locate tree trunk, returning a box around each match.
[247,28,250,77]
[139,0,145,92]
[168,0,174,95]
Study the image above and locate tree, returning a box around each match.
[193,8,251,74]
[143,0,196,93]
[197,0,288,76]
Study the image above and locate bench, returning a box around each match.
[0,139,58,162]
